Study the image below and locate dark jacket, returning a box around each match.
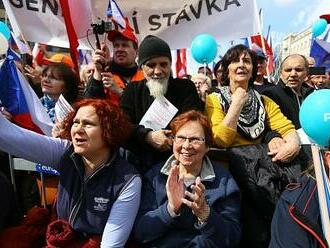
[227,144,303,247]
[262,79,314,164]
[270,176,328,248]
[120,77,202,173]
[0,171,22,231]
[84,62,144,105]
[56,146,139,237]
[253,78,274,94]
[133,157,241,248]
[262,79,313,129]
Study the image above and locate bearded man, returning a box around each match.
[120,35,202,173]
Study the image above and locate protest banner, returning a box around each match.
[3,0,259,49]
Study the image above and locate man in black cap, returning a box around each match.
[253,49,273,93]
[310,67,329,89]
[120,35,202,173]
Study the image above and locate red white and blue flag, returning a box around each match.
[107,0,125,29]
[176,49,187,78]
[245,35,274,73]
[0,56,53,136]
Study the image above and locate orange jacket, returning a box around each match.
[105,70,145,106]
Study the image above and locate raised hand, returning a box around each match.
[101,72,123,95]
[92,43,111,80]
[166,163,185,214]
[231,87,248,107]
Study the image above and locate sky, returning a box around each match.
[257,0,330,46]
[184,0,330,74]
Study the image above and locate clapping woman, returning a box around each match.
[134,110,240,247]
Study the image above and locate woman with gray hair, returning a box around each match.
[191,73,211,104]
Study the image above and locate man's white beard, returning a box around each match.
[146,77,169,99]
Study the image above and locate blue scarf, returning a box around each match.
[40,95,57,123]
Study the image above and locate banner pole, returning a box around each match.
[8,154,17,193]
[256,8,270,79]
[311,144,330,245]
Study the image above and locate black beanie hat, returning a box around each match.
[138,35,172,67]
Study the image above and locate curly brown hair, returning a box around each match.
[60,98,132,151]
[170,110,213,147]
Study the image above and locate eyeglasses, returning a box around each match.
[174,135,205,145]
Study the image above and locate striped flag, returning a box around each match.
[9,32,30,55]
[310,39,330,71]
[251,35,274,73]
[176,49,187,78]
[0,56,53,136]
[107,0,125,29]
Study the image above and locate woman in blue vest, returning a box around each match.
[0,98,141,247]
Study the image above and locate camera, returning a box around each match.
[91,19,113,35]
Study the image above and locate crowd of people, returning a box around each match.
[0,19,329,248]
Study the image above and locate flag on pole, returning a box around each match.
[266,25,271,42]
[9,32,30,55]
[176,49,187,78]
[310,38,330,71]
[59,0,79,74]
[251,35,274,73]
[32,43,49,66]
[0,56,53,136]
[259,8,263,31]
[78,49,93,65]
[107,0,126,29]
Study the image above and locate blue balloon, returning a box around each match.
[0,22,10,40]
[299,89,330,146]
[191,34,218,64]
[312,18,328,37]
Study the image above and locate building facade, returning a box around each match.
[281,26,313,59]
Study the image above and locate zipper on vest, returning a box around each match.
[68,182,85,225]
[68,153,116,225]
[68,162,111,225]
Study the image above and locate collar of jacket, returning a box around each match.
[160,154,216,183]
[109,62,139,78]
[278,79,313,99]
[278,79,299,96]
[69,150,117,181]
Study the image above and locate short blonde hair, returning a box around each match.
[191,73,212,88]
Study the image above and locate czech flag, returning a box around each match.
[0,55,53,136]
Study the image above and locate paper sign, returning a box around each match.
[54,95,74,123]
[139,97,178,131]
